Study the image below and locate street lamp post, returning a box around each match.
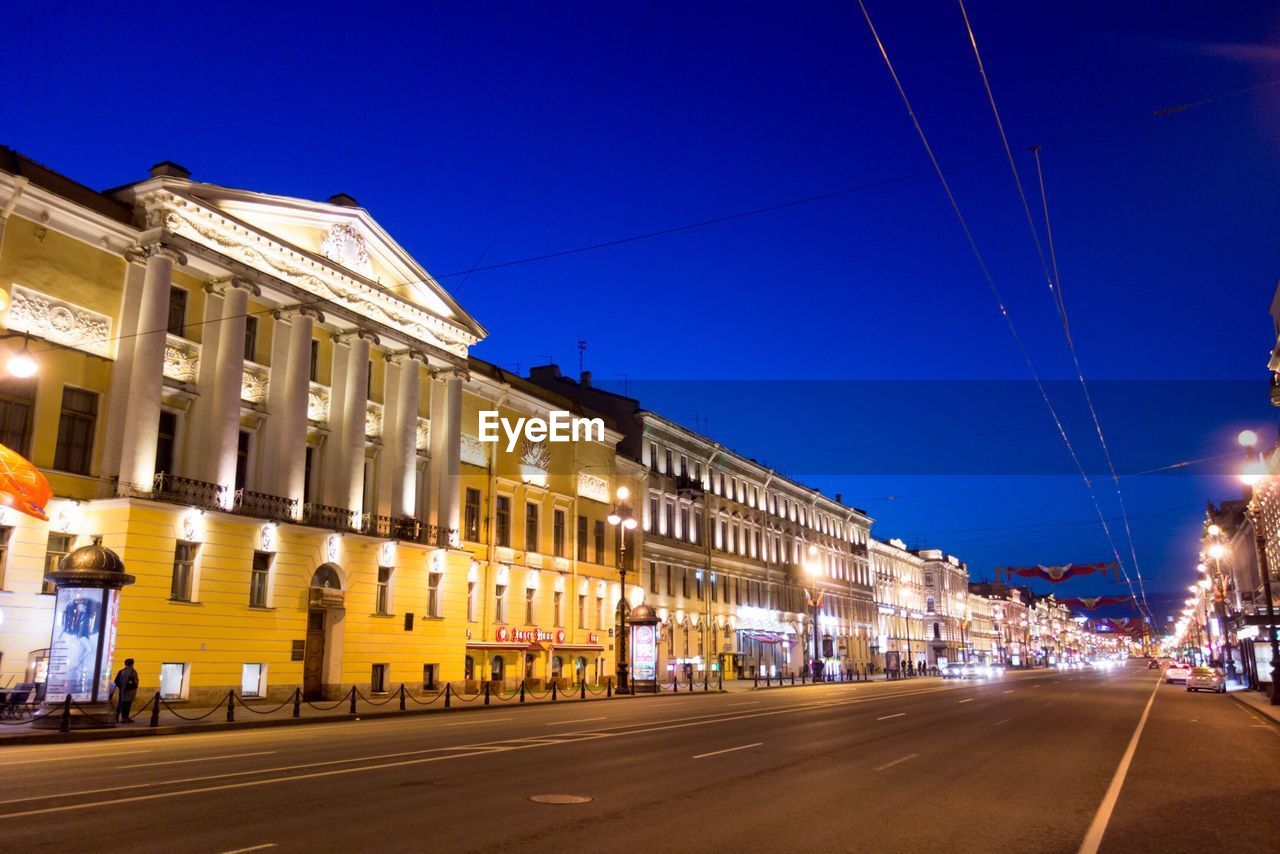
[803,544,823,681]
[608,486,638,694]
[1239,429,1280,705]
[1203,533,1238,680]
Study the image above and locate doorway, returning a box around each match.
[304,609,325,700]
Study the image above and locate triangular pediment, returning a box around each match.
[174,183,485,344]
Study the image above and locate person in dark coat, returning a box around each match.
[113,658,139,722]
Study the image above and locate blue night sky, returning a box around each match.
[7,1,1280,619]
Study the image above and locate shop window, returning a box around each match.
[491,656,505,682]
[241,663,266,698]
[170,542,198,602]
[160,662,189,700]
[371,663,388,694]
[552,656,564,678]
[464,655,474,681]
[423,664,438,690]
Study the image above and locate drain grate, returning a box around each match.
[529,794,593,805]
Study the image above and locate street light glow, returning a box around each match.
[1208,543,1226,559]
[1238,429,1259,449]
[1240,459,1267,487]
[6,348,36,379]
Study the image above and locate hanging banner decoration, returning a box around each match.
[0,442,52,521]
[998,562,1117,584]
[1059,595,1130,610]
[804,589,825,608]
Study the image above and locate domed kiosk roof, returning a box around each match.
[629,602,660,624]
[47,543,135,587]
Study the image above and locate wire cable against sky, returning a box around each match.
[955,0,1154,619]
[855,0,1152,622]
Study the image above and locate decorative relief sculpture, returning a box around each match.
[6,285,112,358]
[241,365,269,403]
[365,402,383,438]
[320,223,373,277]
[162,335,200,383]
[416,418,431,451]
[307,385,330,423]
[576,473,610,503]
[459,433,486,467]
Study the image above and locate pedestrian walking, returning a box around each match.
[112,658,139,723]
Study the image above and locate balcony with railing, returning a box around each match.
[233,489,298,523]
[153,473,225,512]
[303,502,358,533]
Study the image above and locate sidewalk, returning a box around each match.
[1229,684,1280,726]
[0,681,718,746]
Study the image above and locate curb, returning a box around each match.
[1228,690,1280,728]
[0,688,727,747]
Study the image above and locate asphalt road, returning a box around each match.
[0,662,1276,853]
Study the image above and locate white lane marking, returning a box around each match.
[874,753,919,772]
[120,751,276,769]
[876,713,906,721]
[692,742,763,760]
[1078,677,1161,854]
[1003,690,1014,694]
[443,716,514,726]
[0,749,153,767]
[728,701,761,706]
[221,845,276,854]
[957,699,974,704]
[993,718,1011,726]
[545,717,605,726]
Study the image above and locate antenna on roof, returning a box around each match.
[577,340,587,375]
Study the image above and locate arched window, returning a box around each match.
[491,656,504,682]
[575,656,587,680]
[464,655,474,680]
[311,564,342,590]
[926,596,936,614]
[552,656,564,678]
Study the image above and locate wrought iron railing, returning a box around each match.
[153,473,225,511]
[303,502,359,533]
[234,489,298,523]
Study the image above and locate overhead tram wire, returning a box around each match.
[853,0,1154,624]
[955,0,1154,620]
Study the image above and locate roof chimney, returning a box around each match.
[835,492,842,504]
[326,193,360,208]
[149,161,190,180]
[580,370,592,387]
[528,364,561,383]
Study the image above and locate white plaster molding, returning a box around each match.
[5,284,112,358]
[460,433,485,466]
[365,401,384,438]
[308,383,330,424]
[576,473,609,504]
[241,362,269,404]
[416,417,430,451]
[163,334,200,383]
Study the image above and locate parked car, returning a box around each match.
[1164,662,1193,684]
[1186,666,1227,693]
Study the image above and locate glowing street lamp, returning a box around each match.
[2,333,37,379]
[803,544,823,681]
[1238,428,1280,704]
[608,486,637,694]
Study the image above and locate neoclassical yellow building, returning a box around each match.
[0,149,633,705]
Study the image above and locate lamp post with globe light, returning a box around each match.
[1238,429,1280,704]
[1201,530,1238,679]
[803,544,824,681]
[607,486,638,694]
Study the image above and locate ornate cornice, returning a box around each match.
[125,241,186,266]
[432,366,469,383]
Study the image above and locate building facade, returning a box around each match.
[918,549,968,665]
[871,538,926,672]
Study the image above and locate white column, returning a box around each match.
[101,261,146,479]
[429,367,465,543]
[340,332,371,515]
[276,309,316,513]
[207,281,252,504]
[118,244,183,493]
[391,353,422,519]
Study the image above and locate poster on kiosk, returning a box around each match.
[632,623,657,682]
[45,587,120,703]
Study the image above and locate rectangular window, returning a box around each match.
[171,542,198,602]
[665,448,673,474]
[577,515,588,561]
[371,663,388,693]
[554,591,563,626]
[594,521,605,564]
[650,442,659,470]
[679,507,690,541]
[376,566,392,615]
[423,664,438,690]
[243,315,259,362]
[42,533,72,595]
[578,594,587,628]
[427,572,442,617]
[366,360,374,400]
[167,286,187,336]
[710,573,717,602]
[525,502,539,552]
[241,663,266,698]
[235,430,251,491]
[53,387,98,475]
[649,496,659,532]
[249,551,272,607]
[467,581,477,621]
[682,569,689,599]
[695,570,704,600]
[553,509,566,557]
[0,526,10,589]
[525,587,536,624]
[666,564,673,596]
[0,377,36,457]
[464,488,481,541]
[155,410,177,476]
[495,496,511,547]
[494,583,507,622]
[309,339,319,382]
[649,560,658,593]
[596,596,605,629]
[160,663,189,700]
[303,446,314,506]
[665,502,675,538]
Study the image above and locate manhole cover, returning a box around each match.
[529,794,593,805]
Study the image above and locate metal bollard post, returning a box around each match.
[718,672,723,691]
[801,670,806,685]
[349,686,357,715]
[59,694,71,733]
[754,672,759,688]
[293,687,301,718]
[484,681,491,706]
[399,684,406,711]
[150,692,162,727]
[520,682,526,703]
[703,673,709,692]
[607,678,613,698]
[226,691,235,723]
[552,681,558,702]
[792,672,796,686]
[581,680,587,700]
[444,682,452,708]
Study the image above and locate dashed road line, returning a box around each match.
[693,742,762,760]
[877,713,906,721]
[873,753,919,771]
